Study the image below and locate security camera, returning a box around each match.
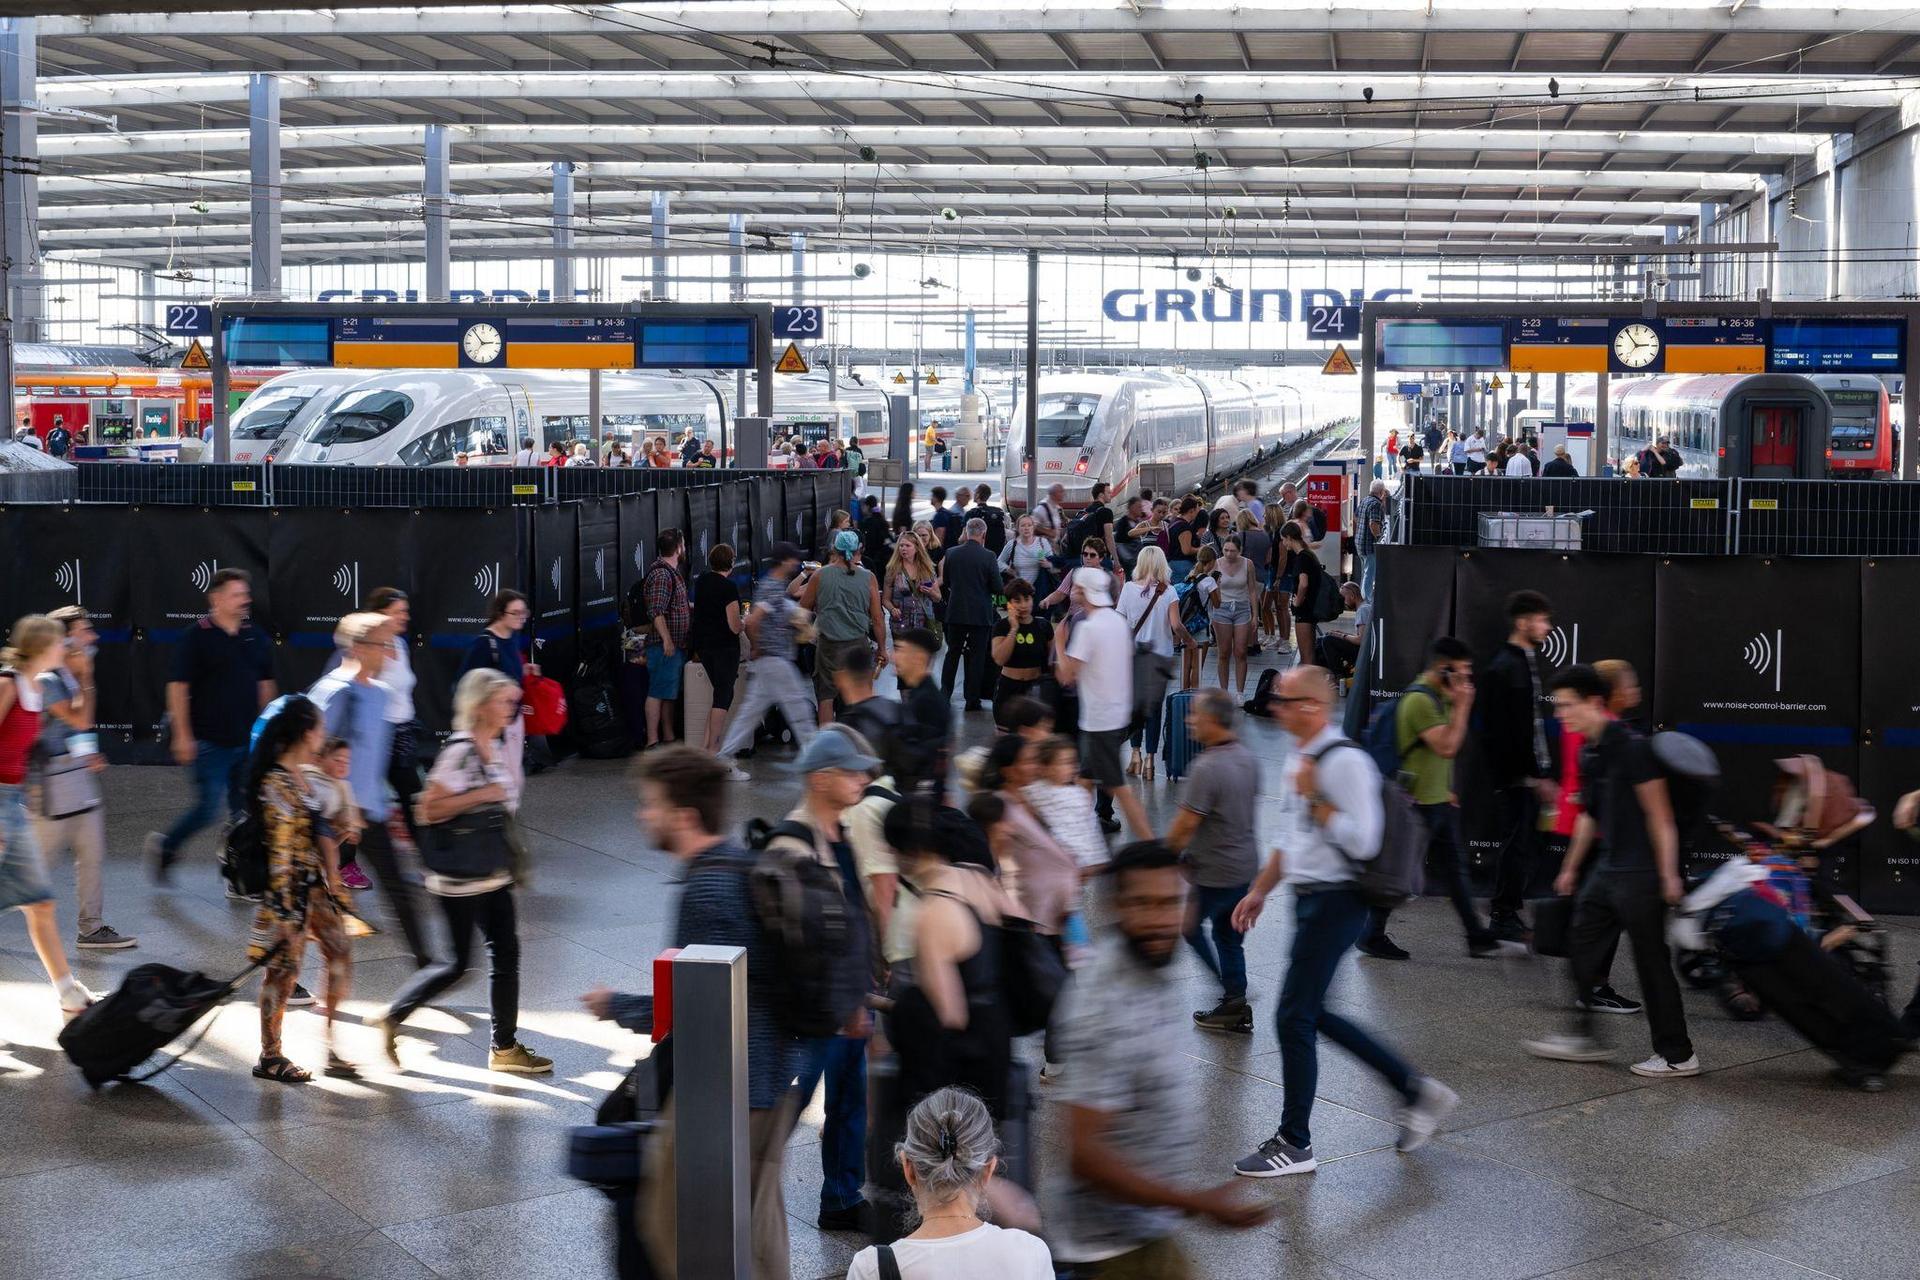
[858,145,877,163]
[940,207,958,221]
[1185,267,1202,282]
[852,262,871,279]
[1221,205,1237,219]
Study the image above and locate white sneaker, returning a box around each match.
[1629,1054,1701,1079]
[1523,1033,1616,1063]
[1395,1077,1459,1153]
[725,765,750,782]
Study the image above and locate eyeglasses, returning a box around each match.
[1082,551,1102,560]
[1270,695,1319,705]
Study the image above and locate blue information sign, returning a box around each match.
[636,318,755,368]
[1378,319,1509,372]
[771,304,826,341]
[223,316,333,367]
[163,303,213,337]
[1305,303,1361,341]
[1395,381,1423,397]
[1767,318,1907,373]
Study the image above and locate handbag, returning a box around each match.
[1130,581,1167,655]
[416,741,516,880]
[999,917,1068,1038]
[522,672,569,736]
[39,752,102,819]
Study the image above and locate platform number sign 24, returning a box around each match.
[1306,304,1360,341]
[771,305,826,341]
[164,303,213,337]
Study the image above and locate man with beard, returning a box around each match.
[1047,841,1271,1276]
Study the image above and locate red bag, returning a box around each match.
[521,673,569,737]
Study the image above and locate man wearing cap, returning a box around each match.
[777,723,882,1234]
[801,529,890,727]
[1056,565,1152,839]
[716,541,818,777]
[939,517,1000,713]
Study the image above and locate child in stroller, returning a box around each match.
[1673,755,1903,1088]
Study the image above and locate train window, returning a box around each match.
[856,409,884,435]
[310,390,413,446]
[231,385,318,440]
[1036,394,1098,448]
[397,424,455,467]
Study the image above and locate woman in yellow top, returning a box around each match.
[247,696,356,1084]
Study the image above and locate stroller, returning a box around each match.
[1671,756,1904,1088]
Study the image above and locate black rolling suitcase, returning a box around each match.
[59,948,280,1088]
[1731,928,1906,1074]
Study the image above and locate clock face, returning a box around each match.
[1613,322,1661,369]
[462,322,503,364]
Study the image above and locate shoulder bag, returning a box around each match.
[417,741,515,881]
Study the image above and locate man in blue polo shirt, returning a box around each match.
[147,568,277,882]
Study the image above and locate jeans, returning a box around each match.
[1277,888,1417,1150]
[159,741,246,862]
[716,656,819,759]
[386,886,521,1048]
[1185,883,1250,1002]
[940,623,992,707]
[792,1034,868,1212]
[1569,871,1693,1065]
[1491,784,1542,919]
[1368,804,1491,947]
[1128,652,1173,755]
[1360,552,1378,602]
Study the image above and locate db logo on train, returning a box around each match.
[1045,460,1063,470]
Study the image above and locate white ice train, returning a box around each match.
[227,369,370,464]
[1001,371,1350,509]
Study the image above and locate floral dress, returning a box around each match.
[249,767,351,1058]
[887,570,937,636]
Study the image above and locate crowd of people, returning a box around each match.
[6,457,1915,1280]
[1384,420,1685,479]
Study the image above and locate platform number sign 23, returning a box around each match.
[771,305,826,341]
[1305,304,1361,341]
[163,303,213,337]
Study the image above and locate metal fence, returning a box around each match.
[1392,472,1920,557]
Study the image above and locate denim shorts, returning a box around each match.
[644,642,686,700]
[1214,599,1253,626]
[0,784,54,912]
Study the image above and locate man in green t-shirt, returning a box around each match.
[1359,637,1503,961]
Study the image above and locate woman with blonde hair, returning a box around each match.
[885,529,943,638]
[0,614,97,1019]
[1118,545,1184,778]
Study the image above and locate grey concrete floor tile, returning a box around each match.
[788,1221,861,1280]
[379,1187,615,1279]
[1448,1084,1904,1228]
[258,1093,587,1228]
[1256,1144,1681,1280]
[1173,1219,1374,1279]
[124,1229,441,1280]
[0,1137,367,1280]
[1692,1049,1920,1165]
[1536,1230,1841,1280]
[0,1065,242,1180]
[1720,1170,1920,1280]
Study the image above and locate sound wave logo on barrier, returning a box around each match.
[632,542,647,574]
[191,559,220,593]
[473,562,501,599]
[548,555,564,600]
[331,561,361,602]
[593,548,607,592]
[1540,623,1579,668]
[698,528,710,560]
[53,558,82,603]
[1743,629,1784,694]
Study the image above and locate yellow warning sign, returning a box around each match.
[1690,498,1721,510]
[1489,374,1504,390]
[1321,344,1357,376]
[1748,498,1780,511]
[180,338,210,369]
[774,342,809,374]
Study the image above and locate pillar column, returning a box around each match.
[423,125,450,301]
[729,212,745,424]
[650,190,670,300]
[551,161,575,301]
[248,72,281,297]
[1,18,41,352]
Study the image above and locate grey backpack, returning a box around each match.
[1308,739,1425,910]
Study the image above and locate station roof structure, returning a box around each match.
[13,1,1920,270]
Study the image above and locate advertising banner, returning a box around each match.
[654,485,689,554]
[0,505,134,635]
[617,490,658,611]
[267,508,416,643]
[811,473,840,556]
[408,510,523,738]
[783,474,813,551]
[718,481,751,572]
[1367,545,1455,705]
[684,484,722,570]
[531,504,578,688]
[130,508,273,641]
[577,497,621,648]
[1859,558,1920,909]
[1655,557,1862,877]
[1452,550,1656,696]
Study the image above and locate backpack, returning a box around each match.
[1061,510,1096,557]
[740,818,859,1039]
[1307,739,1425,911]
[1245,666,1281,718]
[1365,684,1438,781]
[1177,578,1213,647]
[222,809,268,899]
[1308,568,1342,623]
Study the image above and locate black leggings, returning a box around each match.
[386,886,522,1050]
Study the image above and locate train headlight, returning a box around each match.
[1020,456,1029,472]
[1074,455,1090,475]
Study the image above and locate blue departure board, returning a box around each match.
[1768,318,1907,373]
[636,318,755,368]
[223,316,334,367]
[1378,319,1509,372]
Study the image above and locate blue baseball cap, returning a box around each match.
[789,723,882,774]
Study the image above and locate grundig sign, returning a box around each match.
[1102,286,1412,324]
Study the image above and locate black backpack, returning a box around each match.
[1244,666,1282,718]
[222,809,268,899]
[741,818,860,1039]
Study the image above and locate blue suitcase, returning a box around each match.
[1161,688,1202,781]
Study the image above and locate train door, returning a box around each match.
[503,384,535,448]
[1748,406,1803,478]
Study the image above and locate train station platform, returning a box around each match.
[2,656,1916,1280]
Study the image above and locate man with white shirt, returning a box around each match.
[1033,482,1069,542]
[1465,428,1488,474]
[1056,566,1151,839]
[513,436,539,467]
[1504,443,1535,477]
[1228,666,1457,1178]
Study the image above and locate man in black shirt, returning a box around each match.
[1476,590,1557,942]
[833,644,908,786]
[891,628,951,790]
[967,483,1007,555]
[1065,481,1116,557]
[147,568,277,881]
[1525,665,1698,1078]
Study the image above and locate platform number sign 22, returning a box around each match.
[772,305,825,341]
[164,303,213,337]
[1306,304,1361,341]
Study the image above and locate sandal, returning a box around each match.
[252,1055,312,1084]
[324,1054,362,1081]
[1127,749,1142,777]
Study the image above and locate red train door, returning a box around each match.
[1749,406,1802,477]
